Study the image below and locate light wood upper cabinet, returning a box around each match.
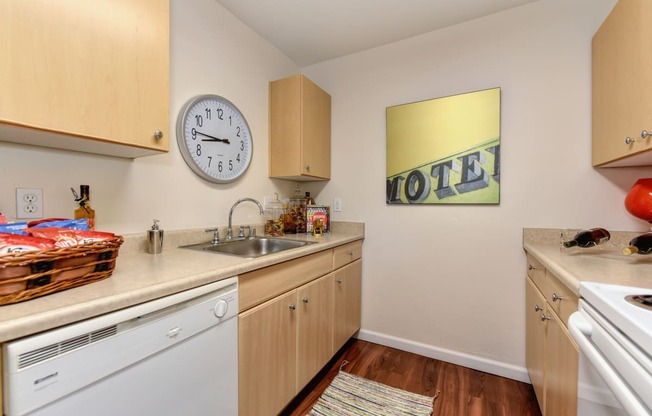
[592,0,652,167]
[269,74,331,180]
[0,0,169,158]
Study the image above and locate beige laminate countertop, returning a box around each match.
[523,228,652,294]
[0,222,364,343]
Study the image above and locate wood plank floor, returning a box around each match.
[281,339,542,416]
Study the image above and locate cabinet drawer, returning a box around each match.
[526,254,547,294]
[333,241,362,270]
[239,250,332,311]
[545,273,578,326]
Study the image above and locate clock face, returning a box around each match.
[176,95,253,183]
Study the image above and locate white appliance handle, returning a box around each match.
[568,312,649,416]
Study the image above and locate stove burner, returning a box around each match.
[625,294,652,311]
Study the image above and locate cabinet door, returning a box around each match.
[592,0,652,166]
[239,291,297,416]
[301,75,331,179]
[0,0,169,157]
[545,310,579,416]
[526,277,547,413]
[333,259,362,351]
[296,274,334,391]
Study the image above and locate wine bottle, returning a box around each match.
[562,228,610,248]
[623,233,652,255]
[74,185,96,230]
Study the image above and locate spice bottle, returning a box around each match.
[305,192,316,206]
[73,185,96,230]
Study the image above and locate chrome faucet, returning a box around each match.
[227,198,264,240]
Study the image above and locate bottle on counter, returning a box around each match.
[147,219,164,254]
[561,228,610,248]
[73,185,95,230]
[623,233,652,255]
[305,192,315,206]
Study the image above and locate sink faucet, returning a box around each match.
[227,198,264,240]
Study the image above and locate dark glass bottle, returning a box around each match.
[305,192,315,206]
[623,233,652,255]
[562,228,610,248]
[74,185,95,230]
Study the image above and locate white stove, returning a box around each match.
[569,282,652,416]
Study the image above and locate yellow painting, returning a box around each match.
[386,88,501,204]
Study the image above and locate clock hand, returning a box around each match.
[196,130,230,144]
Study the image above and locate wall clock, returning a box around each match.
[176,94,253,183]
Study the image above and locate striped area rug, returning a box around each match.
[307,370,438,416]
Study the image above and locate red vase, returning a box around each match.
[625,179,652,223]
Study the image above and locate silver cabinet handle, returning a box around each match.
[625,136,636,145]
[534,305,543,312]
[551,293,563,302]
[348,251,354,256]
[540,314,551,322]
[154,130,164,140]
[336,279,342,284]
[289,304,296,310]
[305,164,311,172]
[302,297,309,303]
[642,130,652,139]
[528,264,536,271]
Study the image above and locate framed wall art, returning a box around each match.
[386,87,501,205]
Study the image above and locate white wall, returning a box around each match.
[304,0,652,380]
[2,0,651,382]
[0,0,300,235]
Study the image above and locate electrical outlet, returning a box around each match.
[333,198,342,212]
[16,188,43,219]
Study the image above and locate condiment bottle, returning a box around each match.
[74,185,96,230]
[305,192,315,205]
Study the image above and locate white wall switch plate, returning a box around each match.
[333,198,342,212]
[16,188,43,219]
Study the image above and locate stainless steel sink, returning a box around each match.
[181,237,315,258]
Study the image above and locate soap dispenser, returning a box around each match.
[147,219,164,254]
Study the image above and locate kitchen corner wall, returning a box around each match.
[0,0,300,234]
[304,0,651,380]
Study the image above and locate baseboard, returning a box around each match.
[356,329,531,384]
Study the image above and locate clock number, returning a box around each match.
[207,156,212,167]
[216,108,224,120]
[240,141,244,151]
[195,115,203,127]
[236,153,241,163]
[236,126,241,137]
[229,115,232,126]
[196,143,202,156]
[205,108,211,119]
[218,161,223,172]
[191,128,197,140]
[229,160,233,171]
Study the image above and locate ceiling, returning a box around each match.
[215,0,539,67]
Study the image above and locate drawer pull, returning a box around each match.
[302,297,309,303]
[534,305,543,312]
[551,293,563,302]
[528,264,536,271]
[642,130,652,140]
[289,304,296,310]
[348,251,354,256]
[540,314,551,322]
[336,279,342,284]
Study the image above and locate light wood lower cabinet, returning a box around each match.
[333,259,362,351]
[525,254,579,416]
[238,242,363,416]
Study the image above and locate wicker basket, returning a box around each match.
[0,236,123,306]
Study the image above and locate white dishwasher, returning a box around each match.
[2,277,238,416]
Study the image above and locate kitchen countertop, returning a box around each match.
[0,222,364,343]
[523,228,652,294]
